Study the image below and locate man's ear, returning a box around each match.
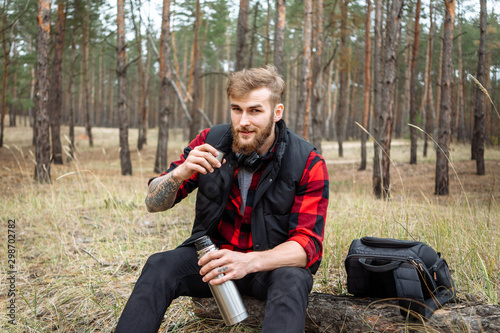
[274,103,284,122]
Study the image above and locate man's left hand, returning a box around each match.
[198,249,253,285]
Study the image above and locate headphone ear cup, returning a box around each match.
[236,153,246,166]
[236,152,261,172]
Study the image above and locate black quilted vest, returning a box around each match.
[181,120,319,272]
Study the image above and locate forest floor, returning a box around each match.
[1,124,499,332]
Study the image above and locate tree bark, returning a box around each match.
[398,14,413,140]
[49,1,67,165]
[34,0,51,183]
[67,39,77,161]
[154,0,172,174]
[435,24,444,129]
[296,0,313,138]
[423,0,435,158]
[373,0,403,199]
[0,0,12,148]
[130,0,148,151]
[235,0,250,71]
[97,44,103,127]
[372,0,382,197]
[10,43,17,127]
[310,0,324,153]
[117,0,132,175]
[193,293,500,333]
[359,0,371,171]
[82,2,93,146]
[471,0,487,175]
[435,0,456,195]
[188,0,201,141]
[409,0,421,164]
[335,0,349,157]
[273,0,286,76]
[265,0,271,65]
[248,2,259,68]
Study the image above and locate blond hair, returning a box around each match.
[226,65,285,107]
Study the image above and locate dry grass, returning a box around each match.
[1,124,499,332]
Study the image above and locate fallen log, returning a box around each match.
[192,293,500,332]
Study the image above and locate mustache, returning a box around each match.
[235,126,255,133]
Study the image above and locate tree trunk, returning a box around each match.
[82,2,93,146]
[188,0,201,141]
[409,0,421,164]
[359,0,371,171]
[10,44,17,127]
[142,27,152,143]
[34,0,51,183]
[296,0,312,138]
[372,0,382,196]
[324,58,334,141]
[435,0,456,195]
[117,0,132,175]
[310,0,324,153]
[329,62,340,140]
[97,44,103,127]
[154,0,172,174]
[49,1,67,165]
[265,0,271,65]
[130,0,147,151]
[29,38,35,140]
[399,15,413,140]
[274,0,286,76]
[0,0,12,148]
[423,0,435,158]
[435,24,444,129]
[471,0,487,175]
[193,293,500,333]
[68,39,77,161]
[336,0,349,157]
[248,2,259,68]
[373,0,403,199]
[235,0,250,71]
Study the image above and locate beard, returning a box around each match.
[232,114,274,156]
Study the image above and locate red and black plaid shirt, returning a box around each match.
[155,128,329,269]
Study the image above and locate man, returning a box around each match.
[116,65,329,332]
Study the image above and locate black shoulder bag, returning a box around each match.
[345,237,457,319]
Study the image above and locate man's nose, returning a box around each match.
[239,111,251,126]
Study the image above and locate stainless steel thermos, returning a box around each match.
[195,235,248,326]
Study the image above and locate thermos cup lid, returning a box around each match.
[195,235,213,250]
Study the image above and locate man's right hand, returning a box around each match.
[172,144,223,181]
[145,144,223,213]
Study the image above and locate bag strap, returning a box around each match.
[358,258,402,272]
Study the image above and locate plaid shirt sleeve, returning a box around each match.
[288,150,329,269]
[148,128,211,206]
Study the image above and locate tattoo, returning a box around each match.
[218,267,229,273]
[145,172,183,212]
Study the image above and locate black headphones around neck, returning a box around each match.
[236,152,262,172]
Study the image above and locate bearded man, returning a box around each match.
[116,65,329,333]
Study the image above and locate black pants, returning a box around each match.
[115,245,313,333]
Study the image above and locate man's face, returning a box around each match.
[230,88,283,156]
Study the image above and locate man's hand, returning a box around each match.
[198,250,254,285]
[145,144,223,213]
[172,144,223,181]
[198,241,308,286]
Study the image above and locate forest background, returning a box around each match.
[1,0,500,331]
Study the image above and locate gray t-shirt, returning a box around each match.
[238,167,254,214]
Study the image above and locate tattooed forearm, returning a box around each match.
[145,172,183,212]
